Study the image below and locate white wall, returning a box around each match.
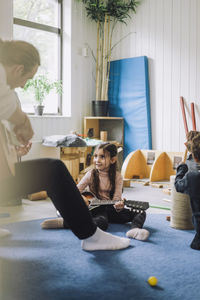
[111,0,200,152]
[0,0,13,39]
[1,0,200,153]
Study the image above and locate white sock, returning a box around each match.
[41,218,64,229]
[0,228,11,238]
[82,227,130,251]
[126,228,149,241]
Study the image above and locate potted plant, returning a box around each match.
[23,74,63,115]
[77,0,139,116]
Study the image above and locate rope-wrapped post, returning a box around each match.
[170,175,194,230]
[172,97,193,229]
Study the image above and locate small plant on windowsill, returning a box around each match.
[23,74,63,115]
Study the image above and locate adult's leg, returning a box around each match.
[2,159,96,239]
[1,159,130,250]
[90,206,109,231]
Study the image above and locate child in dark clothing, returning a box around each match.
[175,132,200,250]
[185,130,200,171]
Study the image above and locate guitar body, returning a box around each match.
[0,121,18,180]
[82,191,149,212]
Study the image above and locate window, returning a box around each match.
[13,0,62,114]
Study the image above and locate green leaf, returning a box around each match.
[23,74,63,105]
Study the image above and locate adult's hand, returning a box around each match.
[82,195,89,207]
[15,141,32,157]
[8,105,34,145]
[14,115,34,145]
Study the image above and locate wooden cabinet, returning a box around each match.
[84,116,124,146]
[60,147,87,183]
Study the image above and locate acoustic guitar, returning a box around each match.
[82,191,149,212]
[0,120,20,180]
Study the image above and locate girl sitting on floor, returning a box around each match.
[41,142,149,241]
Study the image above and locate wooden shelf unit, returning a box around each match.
[60,147,87,183]
[83,116,124,146]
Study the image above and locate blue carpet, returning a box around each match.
[0,214,199,300]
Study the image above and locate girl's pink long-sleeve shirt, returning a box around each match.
[77,169,123,200]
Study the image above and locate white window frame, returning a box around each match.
[13,0,63,115]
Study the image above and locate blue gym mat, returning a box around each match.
[108,56,152,158]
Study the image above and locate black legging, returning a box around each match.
[0,158,96,239]
[90,205,146,231]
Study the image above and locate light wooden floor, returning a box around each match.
[0,182,171,226]
[0,198,57,226]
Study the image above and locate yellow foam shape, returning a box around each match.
[121,149,184,182]
[150,152,175,182]
[121,150,149,179]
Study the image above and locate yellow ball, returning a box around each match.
[148,276,158,286]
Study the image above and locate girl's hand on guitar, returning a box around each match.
[114,199,125,212]
[14,116,34,145]
[82,195,90,207]
[15,142,32,157]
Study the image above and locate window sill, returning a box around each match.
[29,115,71,119]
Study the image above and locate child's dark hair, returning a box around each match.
[186,131,200,152]
[91,143,118,199]
[191,133,200,161]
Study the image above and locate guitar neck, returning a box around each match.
[89,199,149,211]
[82,192,149,211]
[124,200,149,211]
[90,199,118,206]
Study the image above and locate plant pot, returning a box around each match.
[34,105,45,116]
[92,100,109,116]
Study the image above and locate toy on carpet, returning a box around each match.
[28,190,48,201]
[147,276,158,286]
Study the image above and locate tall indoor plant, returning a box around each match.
[77,0,139,116]
[24,74,62,115]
